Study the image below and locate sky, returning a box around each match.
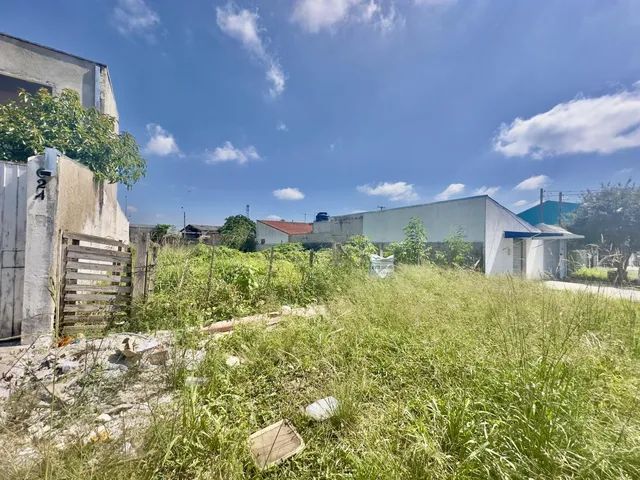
[2,0,640,226]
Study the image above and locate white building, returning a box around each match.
[292,195,582,279]
[256,220,312,250]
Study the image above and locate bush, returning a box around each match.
[570,267,610,282]
[0,88,145,187]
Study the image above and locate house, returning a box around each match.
[0,32,119,128]
[290,195,583,279]
[256,220,313,250]
[517,200,580,226]
[0,35,126,343]
[180,224,221,244]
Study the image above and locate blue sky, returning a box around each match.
[2,0,640,226]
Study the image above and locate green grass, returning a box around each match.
[9,266,640,479]
[570,266,639,283]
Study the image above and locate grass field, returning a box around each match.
[13,266,640,479]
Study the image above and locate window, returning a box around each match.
[0,73,51,105]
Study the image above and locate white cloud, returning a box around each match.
[277,122,288,132]
[512,200,539,211]
[144,124,180,156]
[265,214,283,220]
[435,183,465,201]
[291,0,403,33]
[112,0,160,40]
[474,185,500,197]
[494,82,640,158]
[414,0,457,6]
[273,187,305,200]
[217,3,286,97]
[206,141,260,165]
[126,205,138,213]
[357,181,418,202]
[514,174,550,191]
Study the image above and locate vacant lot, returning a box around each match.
[6,266,640,479]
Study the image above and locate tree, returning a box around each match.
[388,217,430,265]
[0,88,146,187]
[443,228,474,267]
[219,215,256,252]
[571,181,640,285]
[151,224,173,243]
[341,235,378,268]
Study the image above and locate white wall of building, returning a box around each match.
[362,196,487,244]
[485,199,539,276]
[256,222,289,250]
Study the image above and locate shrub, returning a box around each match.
[0,88,145,187]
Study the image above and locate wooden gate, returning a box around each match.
[0,161,27,341]
[59,232,132,335]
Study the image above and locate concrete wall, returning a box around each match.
[362,197,486,244]
[0,34,118,129]
[21,152,129,343]
[256,222,289,250]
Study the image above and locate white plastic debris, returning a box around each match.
[184,376,206,386]
[304,396,339,421]
[370,254,394,278]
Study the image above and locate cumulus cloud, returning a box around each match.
[514,174,549,191]
[292,0,403,33]
[414,0,457,6]
[473,186,500,197]
[273,187,305,200]
[144,124,180,156]
[494,82,640,158]
[357,181,418,202]
[112,0,160,40]
[217,3,286,97]
[277,122,288,132]
[206,141,260,165]
[126,205,138,213]
[265,214,284,220]
[435,183,465,201]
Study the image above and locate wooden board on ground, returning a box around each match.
[248,419,305,470]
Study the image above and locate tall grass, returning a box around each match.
[12,266,640,479]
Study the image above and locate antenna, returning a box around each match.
[245,204,250,218]
[377,206,385,211]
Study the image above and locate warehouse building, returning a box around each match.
[290,195,582,279]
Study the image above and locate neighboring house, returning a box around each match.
[0,32,119,129]
[0,35,126,343]
[291,195,582,279]
[256,220,313,250]
[517,200,580,226]
[180,224,221,244]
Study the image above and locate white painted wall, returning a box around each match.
[256,222,289,250]
[485,198,539,276]
[362,197,487,244]
[0,161,27,339]
[526,239,546,280]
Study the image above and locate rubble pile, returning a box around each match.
[0,331,204,466]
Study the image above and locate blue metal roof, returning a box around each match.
[517,200,580,226]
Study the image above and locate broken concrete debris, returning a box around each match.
[248,419,305,470]
[305,396,340,421]
[225,355,242,368]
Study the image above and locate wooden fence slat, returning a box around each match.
[64,293,130,302]
[61,313,127,324]
[63,232,128,248]
[63,304,124,313]
[65,261,129,273]
[64,272,132,283]
[64,285,132,293]
[66,245,130,260]
[66,250,132,264]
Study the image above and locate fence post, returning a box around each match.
[206,246,215,302]
[309,250,314,268]
[267,247,275,287]
[132,233,149,299]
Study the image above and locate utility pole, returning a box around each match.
[377,206,385,211]
[245,204,250,218]
[558,192,563,227]
[539,188,544,224]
